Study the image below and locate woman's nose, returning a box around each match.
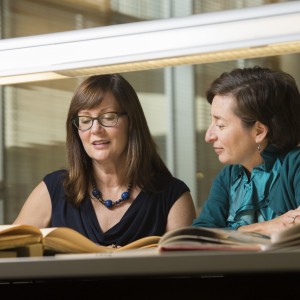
[205,126,216,143]
[90,119,104,133]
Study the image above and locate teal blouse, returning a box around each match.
[192,145,300,230]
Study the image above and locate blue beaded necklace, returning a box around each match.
[91,177,132,209]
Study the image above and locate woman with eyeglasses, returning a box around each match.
[13,74,196,247]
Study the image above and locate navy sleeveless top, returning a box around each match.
[43,169,190,246]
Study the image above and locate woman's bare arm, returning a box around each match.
[13,181,52,228]
[166,191,196,232]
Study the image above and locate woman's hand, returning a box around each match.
[238,206,300,236]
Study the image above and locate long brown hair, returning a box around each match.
[64,74,172,206]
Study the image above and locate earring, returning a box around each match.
[257,144,261,152]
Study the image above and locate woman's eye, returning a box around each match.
[216,124,225,129]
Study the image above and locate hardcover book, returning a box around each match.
[157,224,300,252]
[0,224,160,257]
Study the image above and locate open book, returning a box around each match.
[0,224,161,257]
[157,224,300,252]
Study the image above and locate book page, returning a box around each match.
[158,226,271,251]
[159,226,230,245]
[159,241,263,251]
[115,236,160,251]
[0,224,42,236]
[40,227,111,253]
[0,224,43,250]
[225,230,271,245]
[0,225,160,254]
[271,223,300,244]
[0,236,42,250]
[40,227,58,236]
[41,228,160,253]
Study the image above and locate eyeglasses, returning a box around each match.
[72,112,127,131]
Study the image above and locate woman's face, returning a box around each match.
[77,92,128,166]
[205,94,261,171]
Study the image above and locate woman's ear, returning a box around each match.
[254,121,268,144]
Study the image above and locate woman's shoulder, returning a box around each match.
[151,175,190,196]
[168,176,190,191]
[43,169,68,184]
[282,146,300,163]
[277,147,300,180]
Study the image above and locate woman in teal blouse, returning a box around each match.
[193,66,300,235]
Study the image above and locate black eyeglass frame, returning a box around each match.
[72,112,127,131]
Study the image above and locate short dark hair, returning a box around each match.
[206,66,300,152]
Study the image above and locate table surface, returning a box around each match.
[1,248,300,282]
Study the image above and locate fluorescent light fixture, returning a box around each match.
[0,1,300,85]
[0,73,69,85]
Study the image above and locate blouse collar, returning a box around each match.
[235,144,282,180]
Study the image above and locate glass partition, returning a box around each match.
[0,0,299,222]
